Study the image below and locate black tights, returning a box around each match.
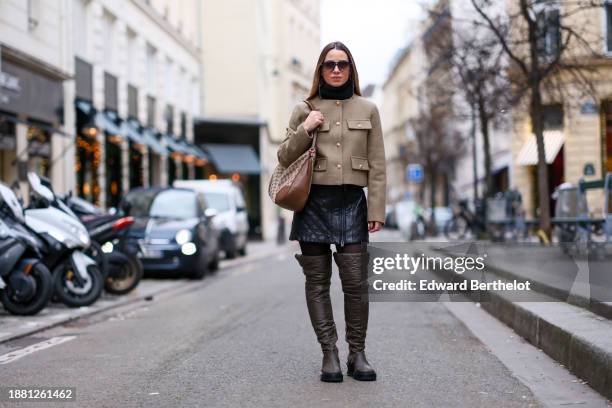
[299,241,366,256]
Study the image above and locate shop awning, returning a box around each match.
[76,100,95,116]
[120,119,146,145]
[202,143,261,174]
[162,134,190,155]
[142,128,167,156]
[516,130,565,166]
[94,110,123,137]
[178,139,209,161]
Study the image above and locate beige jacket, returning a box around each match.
[277,94,387,223]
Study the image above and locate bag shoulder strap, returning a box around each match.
[302,99,317,149]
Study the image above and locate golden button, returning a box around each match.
[335,121,341,126]
[336,164,341,168]
[336,142,341,147]
[336,101,340,106]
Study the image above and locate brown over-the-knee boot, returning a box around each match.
[295,252,343,382]
[333,251,377,381]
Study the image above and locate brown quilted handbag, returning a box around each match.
[268,100,318,212]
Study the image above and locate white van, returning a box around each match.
[173,179,249,258]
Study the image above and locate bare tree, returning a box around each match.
[410,106,466,232]
[467,0,605,238]
[450,31,513,198]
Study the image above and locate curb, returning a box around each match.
[423,245,612,400]
[0,243,292,345]
[436,245,612,321]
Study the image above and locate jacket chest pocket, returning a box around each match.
[346,119,372,135]
[351,156,369,171]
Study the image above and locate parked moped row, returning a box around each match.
[0,173,143,315]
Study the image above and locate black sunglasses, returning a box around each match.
[321,60,351,72]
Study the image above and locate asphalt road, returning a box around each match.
[0,238,607,408]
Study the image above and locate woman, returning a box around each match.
[277,41,386,383]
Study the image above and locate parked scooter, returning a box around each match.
[24,173,103,307]
[62,195,143,295]
[0,183,54,315]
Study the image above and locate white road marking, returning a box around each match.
[0,336,77,365]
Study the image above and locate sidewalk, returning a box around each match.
[0,239,291,345]
[422,241,612,400]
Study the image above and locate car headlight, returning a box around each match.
[181,242,197,256]
[175,229,193,245]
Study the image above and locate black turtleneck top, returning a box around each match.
[318,77,354,100]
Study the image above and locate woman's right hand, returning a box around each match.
[302,110,325,133]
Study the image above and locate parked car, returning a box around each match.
[123,187,220,279]
[174,180,249,259]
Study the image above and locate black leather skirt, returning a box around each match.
[289,184,369,245]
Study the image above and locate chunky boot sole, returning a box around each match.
[320,371,343,382]
[347,365,377,381]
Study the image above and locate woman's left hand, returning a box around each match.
[368,221,383,233]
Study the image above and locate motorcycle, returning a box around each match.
[62,195,143,296]
[24,173,104,307]
[0,183,54,315]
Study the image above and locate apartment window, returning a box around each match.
[128,85,138,119]
[543,104,564,130]
[75,57,93,101]
[536,7,561,58]
[606,2,612,53]
[102,11,116,71]
[145,44,157,95]
[104,72,118,111]
[127,29,138,84]
[73,0,88,57]
[180,112,187,139]
[27,0,40,30]
[164,58,173,102]
[165,105,174,134]
[146,96,156,127]
[191,78,200,116]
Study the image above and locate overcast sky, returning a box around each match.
[320,0,428,87]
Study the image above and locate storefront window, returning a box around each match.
[105,134,123,208]
[0,115,17,183]
[148,147,155,186]
[129,142,144,189]
[27,123,51,179]
[76,133,101,205]
[168,156,177,185]
[195,165,204,180]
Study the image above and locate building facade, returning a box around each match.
[508,1,612,217]
[72,0,203,208]
[0,0,74,198]
[1,0,204,209]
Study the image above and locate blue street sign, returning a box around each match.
[406,164,423,183]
